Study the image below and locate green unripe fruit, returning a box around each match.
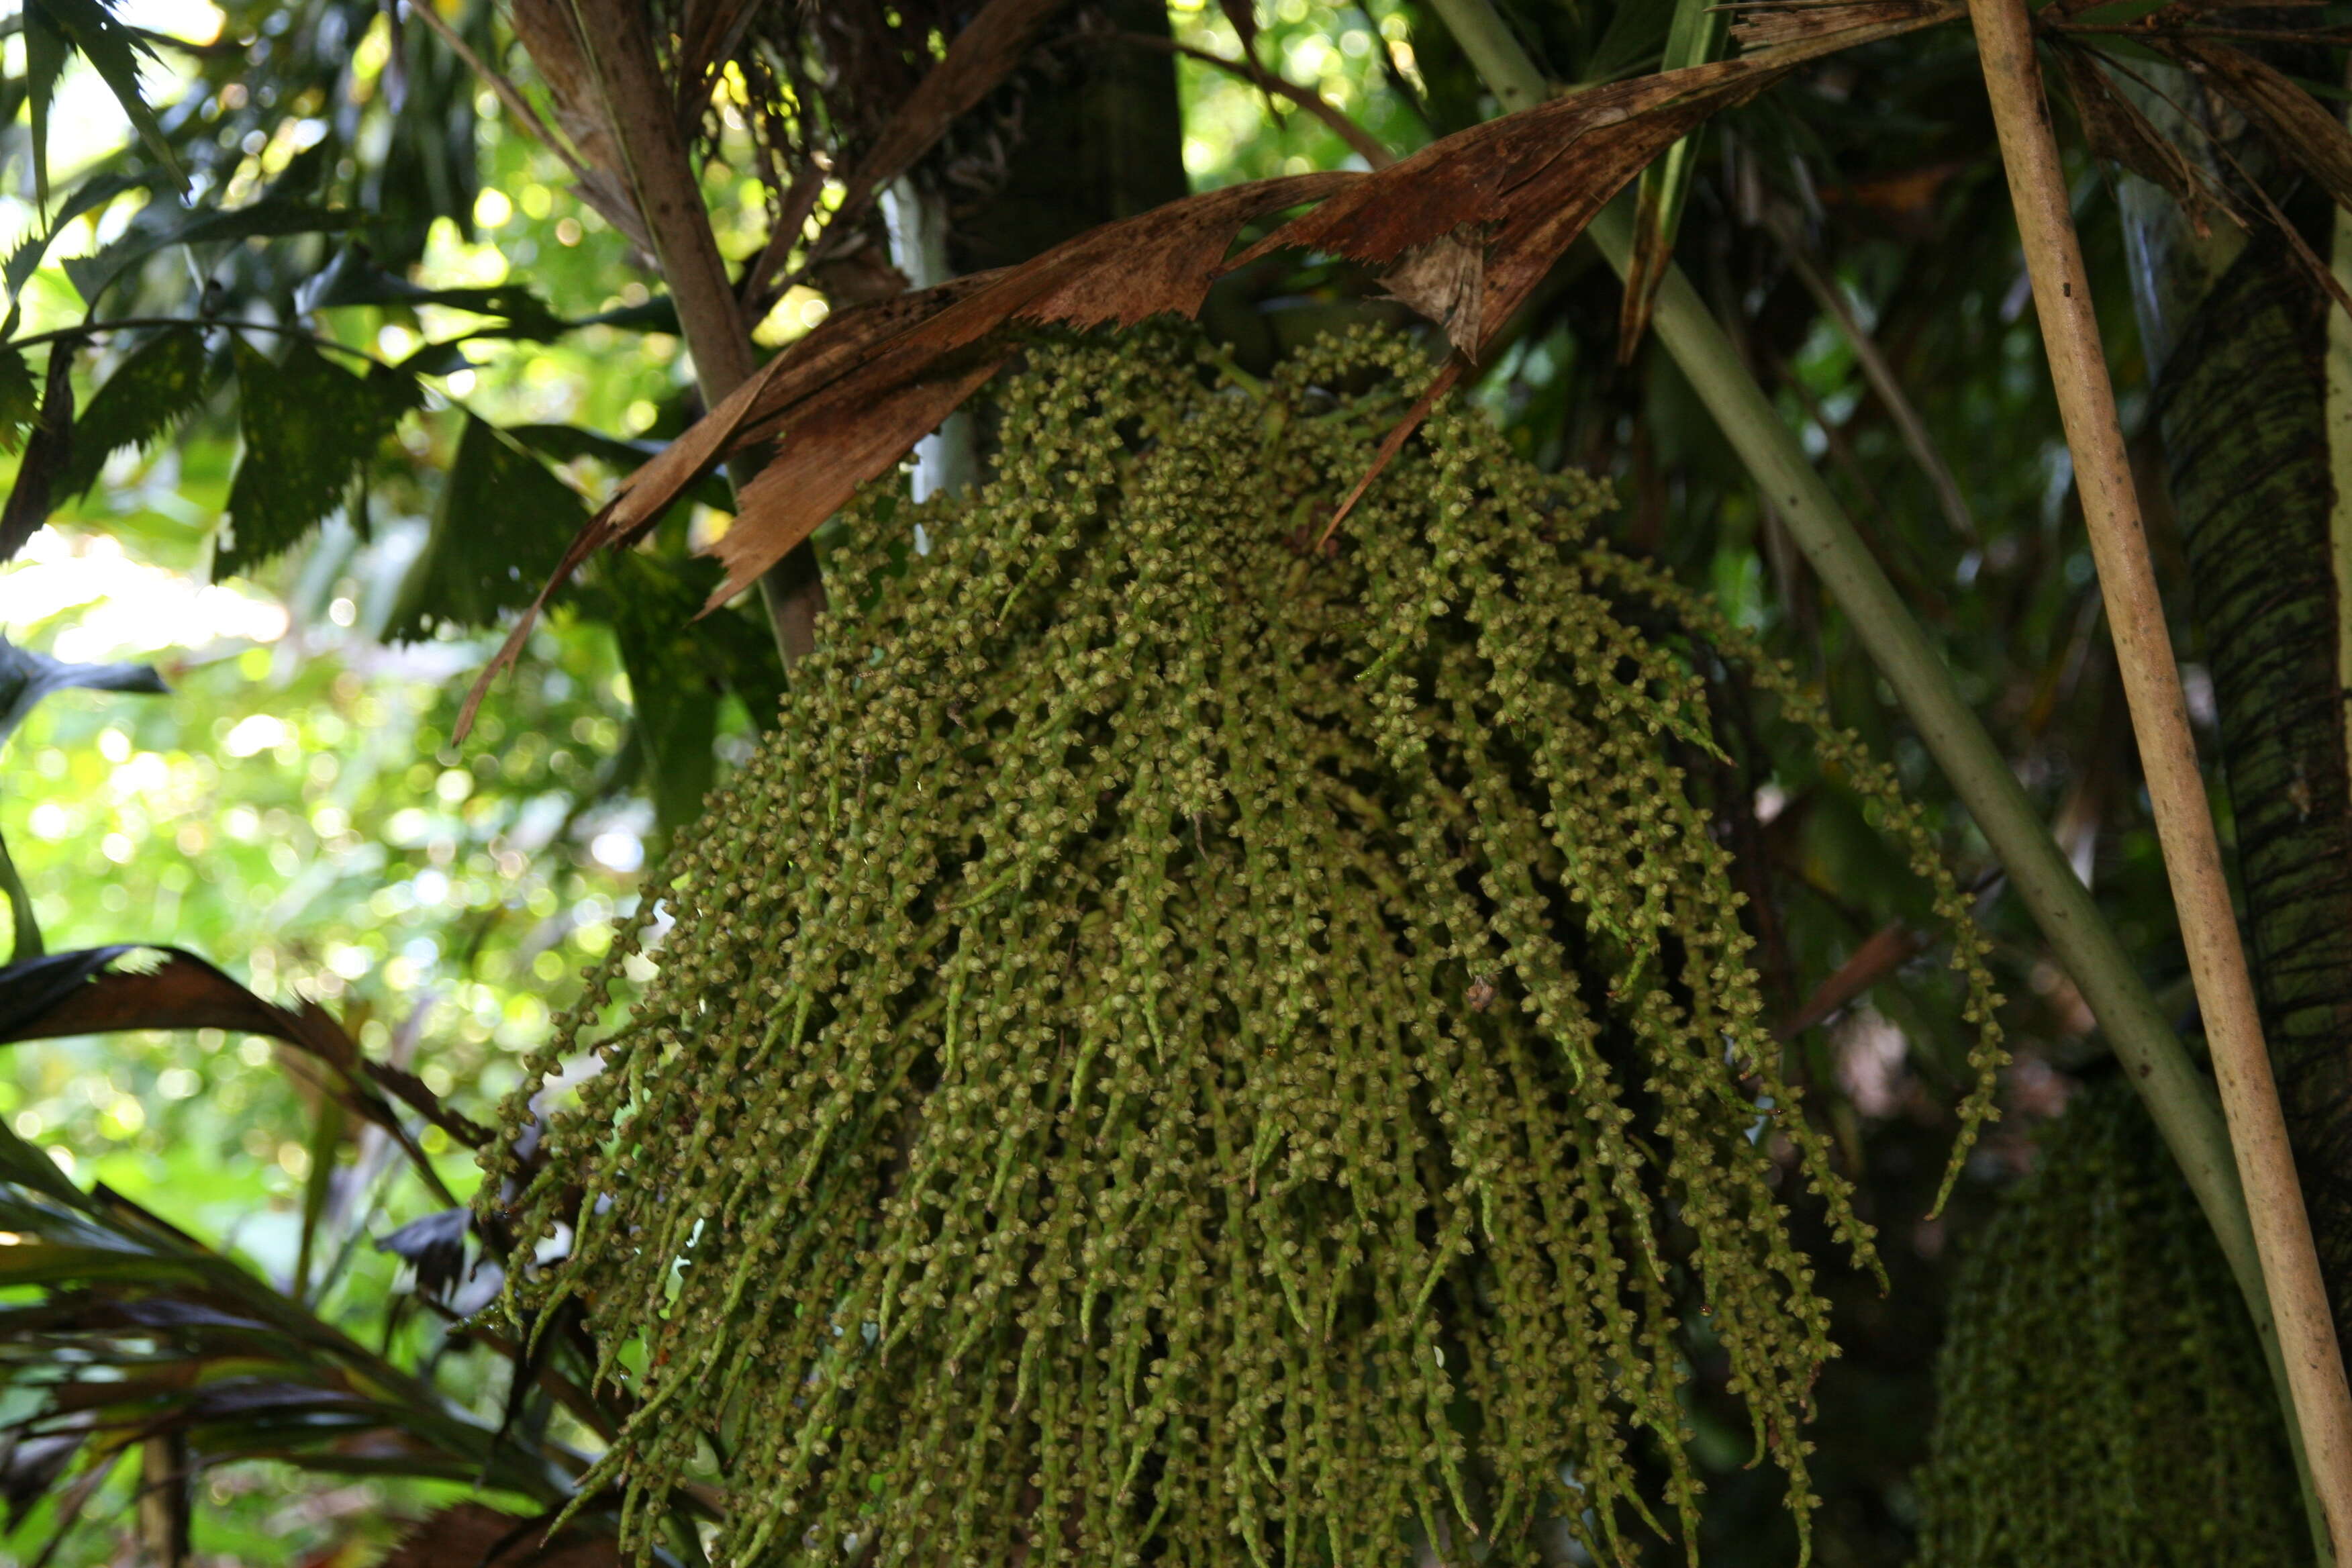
[1918,1080,2302,1567]
[487,328,2003,1567]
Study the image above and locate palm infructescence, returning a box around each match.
[1,0,2347,1563]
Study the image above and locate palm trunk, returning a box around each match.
[2126,108,2352,1341]
[948,0,1189,275]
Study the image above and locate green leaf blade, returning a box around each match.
[1616,0,1730,361]
[215,342,418,577]
[59,325,214,497]
[22,7,68,213]
[382,415,589,640]
[0,348,39,453]
[30,0,183,191]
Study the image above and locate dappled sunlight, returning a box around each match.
[2,528,289,658]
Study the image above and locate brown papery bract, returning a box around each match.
[456,0,1965,734]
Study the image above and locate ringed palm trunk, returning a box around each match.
[2123,135,2352,1340]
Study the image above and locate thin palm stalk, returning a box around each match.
[1764,211,1978,543]
[1971,0,2352,1553]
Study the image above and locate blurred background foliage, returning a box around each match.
[0,0,2315,1561]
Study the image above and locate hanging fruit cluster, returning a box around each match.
[485,329,2004,1566]
[1917,1079,2303,1567]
